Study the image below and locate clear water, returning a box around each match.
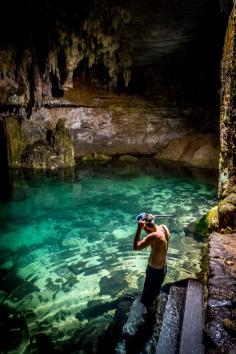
[0,161,217,352]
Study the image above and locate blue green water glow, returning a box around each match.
[0,161,217,352]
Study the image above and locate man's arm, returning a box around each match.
[133,221,152,250]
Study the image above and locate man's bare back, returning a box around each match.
[148,225,170,269]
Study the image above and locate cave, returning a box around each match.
[0,0,232,168]
[0,1,230,139]
[0,0,231,165]
[0,0,235,353]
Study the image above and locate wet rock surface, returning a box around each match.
[157,281,187,353]
[206,232,236,353]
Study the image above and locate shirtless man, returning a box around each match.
[133,213,170,312]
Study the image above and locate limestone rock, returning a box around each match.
[119,155,139,162]
[21,119,75,169]
[3,116,22,168]
[53,119,75,167]
[155,134,219,169]
[219,193,236,231]
[192,145,219,169]
[218,3,236,229]
[82,153,112,161]
[21,140,63,169]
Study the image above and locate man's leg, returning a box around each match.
[141,266,158,313]
[141,265,167,313]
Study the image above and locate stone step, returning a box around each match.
[156,279,204,354]
[156,281,187,354]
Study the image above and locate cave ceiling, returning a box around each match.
[0,0,230,110]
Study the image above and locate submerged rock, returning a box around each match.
[0,304,29,353]
[122,297,147,337]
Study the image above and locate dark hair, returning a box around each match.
[144,213,154,223]
[146,222,154,228]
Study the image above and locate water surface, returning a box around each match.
[0,161,217,352]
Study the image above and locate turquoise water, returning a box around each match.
[0,161,217,352]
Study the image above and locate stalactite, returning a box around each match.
[79,4,132,87]
[63,35,84,90]
[48,50,59,77]
[0,2,133,111]
[17,49,32,106]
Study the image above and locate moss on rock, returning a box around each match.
[185,206,219,238]
[219,193,236,231]
[3,116,22,168]
[194,206,219,236]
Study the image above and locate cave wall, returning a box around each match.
[0,0,229,167]
[218,2,236,231]
[21,81,205,158]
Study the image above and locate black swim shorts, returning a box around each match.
[140,264,167,308]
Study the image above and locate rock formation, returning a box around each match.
[218,2,236,231]
[0,0,228,168]
[21,119,75,169]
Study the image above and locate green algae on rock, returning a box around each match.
[219,193,236,232]
[185,206,219,237]
[196,206,219,235]
[3,115,22,168]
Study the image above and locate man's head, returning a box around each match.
[143,214,156,233]
[144,213,155,224]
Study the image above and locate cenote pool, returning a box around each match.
[0,161,217,353]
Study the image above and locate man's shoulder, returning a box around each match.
[149,231,165,243]
[159,224,170,237]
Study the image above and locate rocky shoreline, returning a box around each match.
[206,232,236,353]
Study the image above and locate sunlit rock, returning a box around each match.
[219,193,236,231]
[155,134,219,169]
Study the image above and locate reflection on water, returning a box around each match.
[0,160,217,353]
